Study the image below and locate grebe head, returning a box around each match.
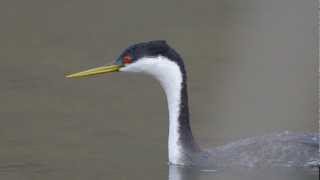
[65,40,186,81]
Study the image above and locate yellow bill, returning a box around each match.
[66,64,121,78]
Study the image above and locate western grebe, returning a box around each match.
[66,40,319,168]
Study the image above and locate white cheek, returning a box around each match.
[120,56,181,81]
[120,61,152,73]
[119,56,182,102]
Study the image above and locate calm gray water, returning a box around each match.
[0,0,318,179]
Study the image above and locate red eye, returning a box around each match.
[123,55,133,64]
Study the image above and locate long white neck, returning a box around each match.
[120,56,198,165]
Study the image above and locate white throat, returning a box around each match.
[120,56,183,164]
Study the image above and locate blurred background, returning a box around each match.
[0,0,318,179]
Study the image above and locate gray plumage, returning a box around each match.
[182,131,319,168]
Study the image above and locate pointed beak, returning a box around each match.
[65,64,122,78]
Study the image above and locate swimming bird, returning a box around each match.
[66,40,319,168]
